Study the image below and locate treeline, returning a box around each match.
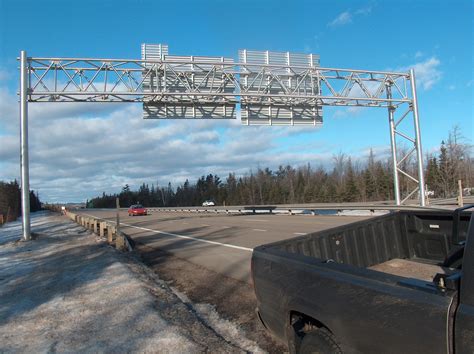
[0,180,42,224]
[87,129,472,208]
[425,127,473,197]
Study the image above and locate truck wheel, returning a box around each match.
[299,328,342,354]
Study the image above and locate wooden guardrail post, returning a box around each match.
[99,222,107,238]
[116,232,126,250]
[107,224,115,244]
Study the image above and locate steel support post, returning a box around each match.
[387,84,401,205]
[410,69,426,206]
[20,51,31,240]
[116,197,120,235]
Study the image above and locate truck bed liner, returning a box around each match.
[368,258,454,282]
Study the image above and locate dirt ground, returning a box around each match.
[134,241,288,353]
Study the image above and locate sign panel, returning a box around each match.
[142,44,237,119]
[238,49,323,125]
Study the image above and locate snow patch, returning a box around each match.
[339,209,389,216]
[171,287,265,353]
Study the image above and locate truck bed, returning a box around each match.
[260,210,470,283]
[251,208,473,354]
[368,258,454,282]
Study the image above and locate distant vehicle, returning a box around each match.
[127,204,147,216]
[202,200,216,207]
[252,206,474,353]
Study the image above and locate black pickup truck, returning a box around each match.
[251,207,474,353]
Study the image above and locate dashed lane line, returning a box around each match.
[252,229,267,232]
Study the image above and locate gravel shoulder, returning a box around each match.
[0,212,260,353]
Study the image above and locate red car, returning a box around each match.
[128,204,147,216]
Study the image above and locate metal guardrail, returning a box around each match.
[76,199,472,217]
[93,203,449,216]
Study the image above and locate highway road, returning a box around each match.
[77,209,371,283]
[76,209,374,351]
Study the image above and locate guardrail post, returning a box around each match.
[99,222,107,238]
[116,232,125,250]
[107,224,115,244]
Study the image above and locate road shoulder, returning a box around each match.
[0,212,256,353]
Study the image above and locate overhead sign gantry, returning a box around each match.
[18,44,426,240]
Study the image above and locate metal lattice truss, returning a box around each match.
[26,57,411,108]
[23,55,425,205]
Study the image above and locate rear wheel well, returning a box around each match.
[289,311,333,352]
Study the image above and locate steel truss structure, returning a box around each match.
[26,55,412,108]
[18,50,426,240]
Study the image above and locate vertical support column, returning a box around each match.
[387,84,401,205]
[458,180,464,207]
[116,197,121,235]
[20,51,31,241]
[410,69,426,206]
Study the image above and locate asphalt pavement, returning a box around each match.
[77,209,370,283]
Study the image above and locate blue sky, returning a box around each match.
[0,0,472,202]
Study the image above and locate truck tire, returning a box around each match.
[299,328,342,354]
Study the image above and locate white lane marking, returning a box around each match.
[221,226,231,229]
[244,219,268,222]
[80,213,253,252]
[294,232,306,235]
[126,223,253,252]
[201,224,210,227]
[252,229,267,232]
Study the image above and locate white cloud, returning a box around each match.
[328,6,372,27]
[398,56,442,90]
[355,6,372,15]
[0,85,334,202]
[415,51,424,59]
[328,11,352,27]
